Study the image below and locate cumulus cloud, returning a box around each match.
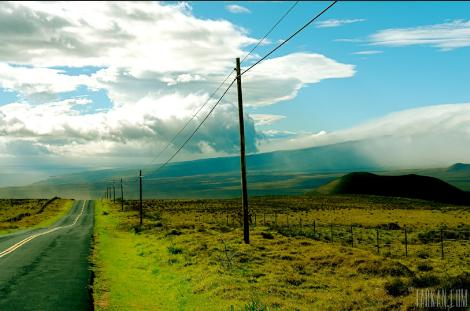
[0,1,356,173]
[316,18,366,28]
[0,63,89,100]
[369,20,470,50]
[0,94,258,159]
[0,2,255,73]
[226,4,251,14]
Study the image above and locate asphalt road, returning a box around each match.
[0,200,94,310]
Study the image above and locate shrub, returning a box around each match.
[166,229,182,236]
[441,272,470,290]
[417,262,433,272]
[261,232,274,239]
[167,245,183,255]
[416,249,430,259]
[385,278,410,297]
[412,273,441,288]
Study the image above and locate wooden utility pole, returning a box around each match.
[236,57,249,244]
[106,187,108,199]
[139,170,143,226]
[113,181,116,203]
[120,178,124,211]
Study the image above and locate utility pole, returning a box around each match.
[120,178,124,212]
[106,187,109,200]
[112,181,115,203]
[139,170,143,226]
[236,57,249,244]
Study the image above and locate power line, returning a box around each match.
[144,70,235,170]
[151,77,237,175]
[241,1,337,77]
[240,1,300,64]
[142,2,301,171]
[146,0,337,176]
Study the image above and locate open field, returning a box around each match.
[93,195,470,310]
[0,198,73,234]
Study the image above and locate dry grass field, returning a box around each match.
[0,198,73,234]
[92,195,470,310]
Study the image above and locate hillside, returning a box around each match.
[0,139,379,198]
[315,172,470,205]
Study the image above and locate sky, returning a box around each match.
[0,1,470,185]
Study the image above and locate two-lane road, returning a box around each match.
[0,200,94,310]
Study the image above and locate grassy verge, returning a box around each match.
[92,198,470,310]
[0,198,73,235]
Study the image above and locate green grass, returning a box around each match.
[92,195,470,310]
[0,198,73,235]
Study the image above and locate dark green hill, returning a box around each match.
[316,172,470,205]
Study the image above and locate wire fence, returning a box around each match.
[115,200,470,260]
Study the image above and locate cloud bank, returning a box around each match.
[260,103,470,168]
[370,20,470,50]
[0,1,355,173]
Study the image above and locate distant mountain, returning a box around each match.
[3,141,470,200]
[447,163,470,172]
[0,140,380,199]
[315,172,470,205]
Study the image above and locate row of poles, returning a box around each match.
[104,171,144,228]
[103,58,250,243]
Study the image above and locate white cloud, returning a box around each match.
[240,53,355,106]
[352,50,383,55]
[259,103,470,168]
[250,114,286,126]
[0,1,356,170]
[0,63,89,100]
[316,19,366,28]
[0,2,255,74]
[226,4,251,14]
[370,20,470,50]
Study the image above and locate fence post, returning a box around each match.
[404,226,408,257]
[263,213,266,226]
[226,213,229,225]
[254,213,257,227]
[440,228,444,259]
[300,217,303,233]
[376,229,380,255]
[274,212,277,226]
[314,220,316,237]
[350,225,354,247]
[330,224,333,243]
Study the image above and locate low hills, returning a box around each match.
[315,172,470,205]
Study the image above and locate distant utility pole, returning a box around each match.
[120,178,124,212]
[106,187,109,200]
[236,57,249,244]
[139,170,143,226]
[113,181,116,203]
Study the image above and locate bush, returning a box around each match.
[167,245,183,255]
[166,229,182,236]
[412,273,441,288]
[385,278,410,297]
[416,249,430,259]
[417,262,433,272]
[441,272,470,290]
[261,232,274,239]
[357,260,414,277]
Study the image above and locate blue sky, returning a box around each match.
[191,1,470,132]
[0,1,470,185]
